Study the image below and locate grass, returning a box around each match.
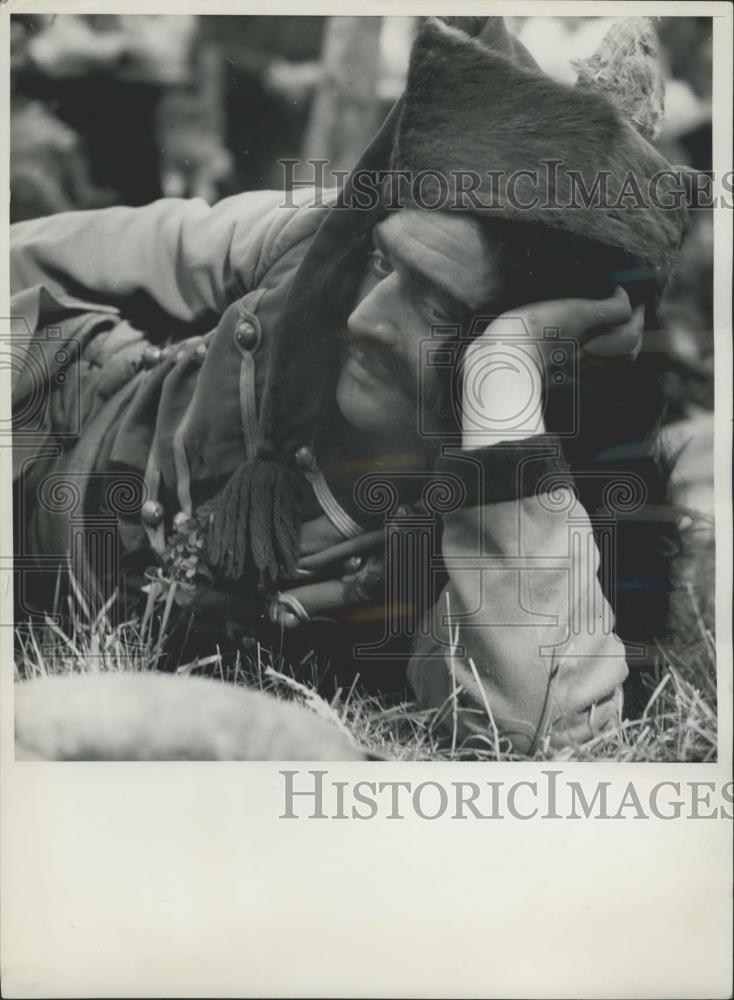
[14,518,717,762]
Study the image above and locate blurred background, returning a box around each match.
[9,14,714,413]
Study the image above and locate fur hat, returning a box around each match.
[390,16,687,279]
[208,16,689,586]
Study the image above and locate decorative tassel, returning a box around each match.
[272,468,302,576]
[572,18,665,143]
[207,459,302,586]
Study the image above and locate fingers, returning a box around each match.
[269,580,345,627]
[484,286,632,344]
[298,529,384,572]
[270,553,386,628]
[583,304,644,359]
[592,284,633,327]
[550,285,633,342]
[299,514,346,556]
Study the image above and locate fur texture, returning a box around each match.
[390,18,687,278]
[573,17,665,142]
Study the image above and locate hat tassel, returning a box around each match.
[207,459,302,587]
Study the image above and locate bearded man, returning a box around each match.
[11,17,690,756]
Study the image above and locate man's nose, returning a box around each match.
[347,274,401,344]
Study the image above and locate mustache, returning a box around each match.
[345,334,417,399]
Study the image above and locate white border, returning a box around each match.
[1,5,732,998]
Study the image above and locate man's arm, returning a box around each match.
[408,292,641,753]
[9,188,331,484]
[408,449,629,753]
[11,187,329,328]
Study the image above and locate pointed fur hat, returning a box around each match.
[389,16,688,280]
[209,15,690,585]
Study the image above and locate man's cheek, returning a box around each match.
[374,382,419,430]
[418,362,445,410]
[341,366,399,416]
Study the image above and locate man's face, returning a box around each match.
[336,210,505,441]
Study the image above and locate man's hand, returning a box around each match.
[459,286,643,447]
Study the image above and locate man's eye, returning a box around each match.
[369,250,392,278]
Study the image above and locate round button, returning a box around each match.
[141,500,164,528]
[142,346,162,368]
[235,319,258,351]
[294,445,316,471]
[194,342,208,364]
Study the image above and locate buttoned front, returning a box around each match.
[10,188,354,568]
[235,318,259,352]
[142,345,162,368]
[140,499,164,528]
[294,444,316,471]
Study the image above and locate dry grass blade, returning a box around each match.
[263,665,355,743]
[13,529,716,762]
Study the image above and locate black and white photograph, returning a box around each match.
[1,4,731,997]
[8,9,720,762]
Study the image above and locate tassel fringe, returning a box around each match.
[207,460,302,586]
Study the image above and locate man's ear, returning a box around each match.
[572,17,665,143]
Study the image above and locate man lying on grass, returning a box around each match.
[11,17,690,755]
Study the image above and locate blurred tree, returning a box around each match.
[302,16,383,186]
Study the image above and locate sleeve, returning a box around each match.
[9,188,331,478]
[407,435,629,754]
[10,187,328,329]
